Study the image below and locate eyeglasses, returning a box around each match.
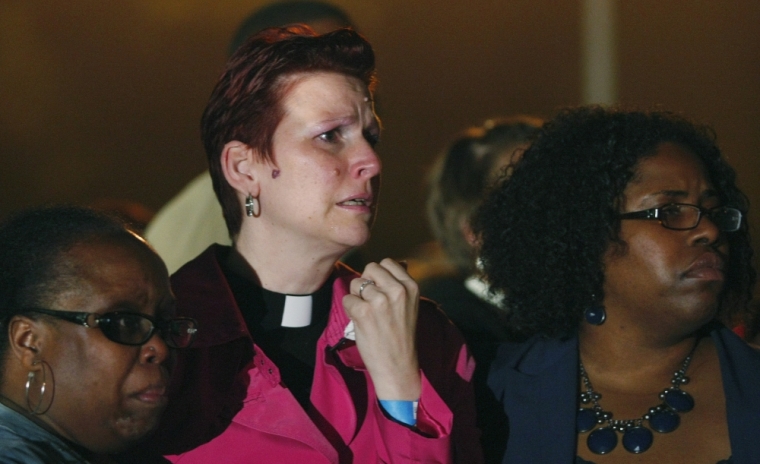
[20,307,198,348]
[619,203,742,232]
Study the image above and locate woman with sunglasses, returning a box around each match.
[475,107,760,463]
[128,26,480,464]
[0,206,197,463]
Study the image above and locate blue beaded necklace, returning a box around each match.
[576,342,698,455]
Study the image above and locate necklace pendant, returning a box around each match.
[622,426,653,453]
[576,407,598,433]
[578,338,699,456]
[663,388,695,412]
[647,406,680,433]
[587,427,617,454]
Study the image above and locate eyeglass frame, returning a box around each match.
[618,203,742,232]
[15,307,198,348]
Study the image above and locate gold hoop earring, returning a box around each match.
[25,360,53,415]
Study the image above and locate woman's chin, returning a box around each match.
[333,225,371,250]
[104,415,163,454]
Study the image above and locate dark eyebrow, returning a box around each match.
[105,296,152,315]
[640,190,688,203]
[630,190,719,213]
[647,188,719,202]
[658,189,688,199]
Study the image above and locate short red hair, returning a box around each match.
[201,25,377,237]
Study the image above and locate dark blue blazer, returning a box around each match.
[488,323,760,464]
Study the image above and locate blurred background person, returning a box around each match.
[89,198,156,235]
[412,115,542,463]
[132,26,481,463]
[476,107,760,463]
[145,1,355,274]
[0,206,197,462]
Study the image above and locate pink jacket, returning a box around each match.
[151,246,482,463]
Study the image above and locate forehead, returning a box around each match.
[52,238,168,308]
[279,72,370,111]
[627,142,711,192]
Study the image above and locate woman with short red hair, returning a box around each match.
[136,26,481,464]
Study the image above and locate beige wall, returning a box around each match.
[1,1,758,263]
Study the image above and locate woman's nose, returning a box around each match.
[352,142,381,179]
[690,212,721,246]
[141,332,169,364]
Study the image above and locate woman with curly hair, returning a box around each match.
[475,106,760,463]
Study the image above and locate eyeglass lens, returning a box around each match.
[98,313,153,345]
[162,319,197,348]
[709,208,741,231]
[98,313,195,348]
[661,205,740,231]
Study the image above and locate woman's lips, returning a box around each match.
[134,385,167,404]
[337,194,373,212]
[683,252,725,281]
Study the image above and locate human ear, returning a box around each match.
[460,218,479,248]
[220,141,262,198]
[7,316,45,369]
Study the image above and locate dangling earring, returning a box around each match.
[25,360,53,415]
[245,193,260,218]
[584,295,606,326]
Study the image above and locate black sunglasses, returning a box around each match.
[619,203,742,232]
[21,307,198,348]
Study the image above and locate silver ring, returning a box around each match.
[358,279,375,299]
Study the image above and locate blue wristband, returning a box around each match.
[379,399,418,426]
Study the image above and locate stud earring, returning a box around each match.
[584,296,606,325]
[245,194,260,218]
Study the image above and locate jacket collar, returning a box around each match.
[711,324,760,463]
[490,335,579,463]
[171,245,249,347]
[172,244,360,354]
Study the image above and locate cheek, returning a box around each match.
[55,337,135,399]
[605,234,672,285]
[311,157,344,181]
[82,352,134,405]
[305,163,345,201]
[49,343,135,434]
[286,155,343,187]
[627,234,680,282]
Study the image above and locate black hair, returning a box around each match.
[474,106,754,339]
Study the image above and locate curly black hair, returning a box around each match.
[474,106,755,340]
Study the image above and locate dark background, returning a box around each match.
[1,1,758,264]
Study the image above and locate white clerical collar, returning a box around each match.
[280,295,313,328]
